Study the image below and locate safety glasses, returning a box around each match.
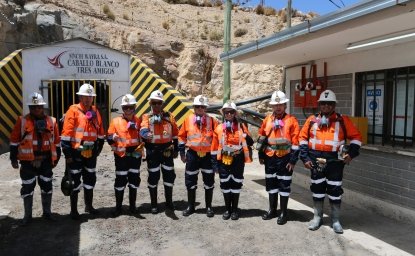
[224,110,236,115]
[194,105,207,109]
[29,105,44,110]
[151,101,163,106]
[122,105,135,110]
[319,101,335,106]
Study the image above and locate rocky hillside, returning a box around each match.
[0,0,314,109]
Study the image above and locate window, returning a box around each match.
[356,66,415,147]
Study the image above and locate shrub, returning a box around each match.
[181,30,187,39]
[234,28,247,37]
[162,20,170,30]
[255,5,264,15]
[123,13,129,20]
[196,48,205,57]
[277,9,287,23]
[103,4,110,14]
[203,0,212,7]
[107,11,115,21]
[103,4,115,20]
[200,33,207,40]
[212,0,223,7]
[264,7,276,16]
[209,30,223,41]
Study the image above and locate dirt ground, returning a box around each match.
[0,145,379,256]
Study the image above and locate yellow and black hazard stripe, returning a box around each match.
[130,56,192,126]
[0,50,22,154]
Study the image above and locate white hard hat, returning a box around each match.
[270,90,289,105]
[27,92,46,106]
[76,83,96,96]
[148,90,164,102]
[120,94,137,106]
[193,95,209,107]
[221,101,237,114]
[318,89,337,102]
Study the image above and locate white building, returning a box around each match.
[221,0,415,222]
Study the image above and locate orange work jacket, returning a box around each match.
[9,114,60,162]
[140,111,178,144]
[299,112,362,152]
[258,113,300,157]
[108,115,142,157]
[211,122,252,163]
[178,113,218,153]
[61,103,105,149]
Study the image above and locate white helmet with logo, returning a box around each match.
[193,95,209,107]
[221,101,237,114]
[318,89,337,102]
[27,92,46,106]
[270,90,289,105]
[120,94,137,106]
[76,83,96,96]
[148,90,164,102]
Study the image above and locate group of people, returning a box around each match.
[9,83,362,234]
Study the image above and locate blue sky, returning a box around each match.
[245,0,362,14]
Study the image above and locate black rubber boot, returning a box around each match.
[21,196,33,226]
[308,200,324,231]
[113,190,124,216]
[331,203,343,234]
[149,187,158,214]
[84,189,99,215]
[129,188,137,214]
[70,193,80,220]
[182,189,196,216]
[277,196,289,225]
[230,193,240,220]
[222,193,232,220]
[164,186,175,210]
[262,193,278,220]
[205,189,214,218]
[41,193,54,220]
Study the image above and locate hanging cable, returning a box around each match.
[328,0,342,9]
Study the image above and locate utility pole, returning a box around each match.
[223,0,232,103]
[287,0,292,28]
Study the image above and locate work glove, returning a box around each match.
[11,161,19,169]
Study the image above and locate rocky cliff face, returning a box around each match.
[0,0,312,108]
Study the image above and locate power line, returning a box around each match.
[338,0,346,7]
[328,0,342,9]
